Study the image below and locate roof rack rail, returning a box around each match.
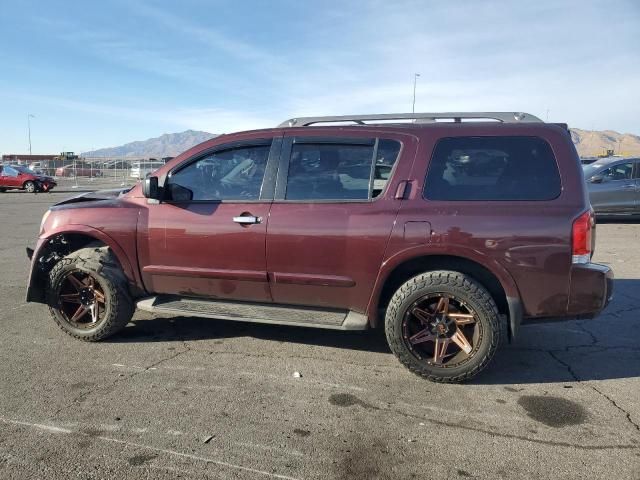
[278,112,543,128]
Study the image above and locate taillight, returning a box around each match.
[572,210,594,264]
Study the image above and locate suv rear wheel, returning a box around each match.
[46,246,134,341]
[385,270,502,383]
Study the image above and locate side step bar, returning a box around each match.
[136,296,369,331]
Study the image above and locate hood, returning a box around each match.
[53,188,132,206]
[34,175,55,182]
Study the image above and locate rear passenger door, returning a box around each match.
[265,131,417,314]
[0,166,21,188]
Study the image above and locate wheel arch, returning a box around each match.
[368,250,522,340]
[26,227,139,304]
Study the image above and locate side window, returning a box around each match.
[424,136,561,201]
[167,144,270,201]
[599,163,633,182]
[3,166,18,177]
[373,139,401,198]
[285,139,400,201]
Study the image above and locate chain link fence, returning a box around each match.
[33,157,170,192]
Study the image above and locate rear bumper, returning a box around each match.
[566,262,614,318]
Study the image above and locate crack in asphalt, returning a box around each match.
[52,343,192,417]
[603,304,640,318]
[590,385,640,434]
[574,321,599,345]
[384,402,639,451]
[547,350,640,435]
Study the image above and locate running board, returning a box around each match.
[136,296,369,331]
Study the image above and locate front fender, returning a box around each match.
[25,225,139,303]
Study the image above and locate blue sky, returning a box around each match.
[1,0,638,154]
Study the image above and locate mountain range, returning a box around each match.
[570,129,640,158]
[83,130,218,158]
[83,128,640,159]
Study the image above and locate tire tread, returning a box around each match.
[385,270,502,383]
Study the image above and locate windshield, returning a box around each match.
[582,163,605,178]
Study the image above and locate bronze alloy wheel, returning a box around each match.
[47,246,134,342]
[402,294,482,367]
[57,270,106,329]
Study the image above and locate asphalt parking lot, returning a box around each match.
[0,191,638,480]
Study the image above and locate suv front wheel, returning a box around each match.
[385,270,502,383]
[46,246,134,341]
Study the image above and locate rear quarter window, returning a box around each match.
[424,136,561,201]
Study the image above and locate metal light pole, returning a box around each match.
[27,114,35,155]
[412,73,420,113]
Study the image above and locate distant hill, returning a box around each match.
[571,129,640,158]
[83,130,218,158]
[81,127,640,159]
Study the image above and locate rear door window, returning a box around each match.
[424,136,561,201]
[284,139,400,201]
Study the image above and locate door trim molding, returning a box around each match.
[271,272,355,287]
[143,265,268,282]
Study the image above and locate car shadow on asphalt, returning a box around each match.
[115,314,393,354]
[108,278,639,384]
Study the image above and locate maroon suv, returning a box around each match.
[25,112,613,382]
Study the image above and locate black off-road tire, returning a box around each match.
[46,246,134,341]
[24,181,36,193]
[385,270,503,383]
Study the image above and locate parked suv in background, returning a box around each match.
[583,157,640,215]
[0,165,57,193]
[25,112,613,382]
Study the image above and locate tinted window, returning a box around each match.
[15,166,36,174]
[168,144,270,201]
[598,162,633,182]
[285,139,400,200]
[424,136,561,201]
[3,166,18,177]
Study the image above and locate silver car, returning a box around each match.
[583,157,640,215]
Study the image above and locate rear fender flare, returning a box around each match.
[367,245,523,336]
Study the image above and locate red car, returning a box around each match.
[55,165,102,177]
[25,112,612,383]
[0,165,57,193]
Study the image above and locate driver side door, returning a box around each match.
[138,138,280,302]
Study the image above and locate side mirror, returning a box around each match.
[590,175,604,184]
[143,176,161,199]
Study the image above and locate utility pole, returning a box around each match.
[27,114,35,155]
[412,73,420,113]
[545,109,550,122]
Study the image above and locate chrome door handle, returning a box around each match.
[233,215,262,224]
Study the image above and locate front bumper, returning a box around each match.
[567,262,614,318]
[38,181,57,192]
